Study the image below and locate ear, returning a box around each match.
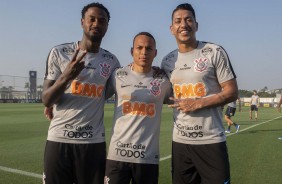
[81,18,84,27]
[130,47,133,56]
[196,21,198,32]
[154,49,158,58]
[170,25,174,35]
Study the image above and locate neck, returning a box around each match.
[132,63,151,73]
[79,36,101,53]
[178,40,198,53]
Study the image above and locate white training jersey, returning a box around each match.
[227,101,236,108]
[161,41,236,145]
[106,65,171,164]
[44,42,120,144]
[251,95,259,105]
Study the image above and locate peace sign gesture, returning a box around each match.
[62,48,87,81]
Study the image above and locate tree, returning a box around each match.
[261,86,268,92]
[258,91,276,97]
[239,90,253,97]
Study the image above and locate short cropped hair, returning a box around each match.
[171,3,196,21]
[81,2,110,22]
[132,32,156,47]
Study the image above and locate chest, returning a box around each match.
[115,74,167,102]
[170,56,216,85]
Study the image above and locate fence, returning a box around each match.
[0,74,44,102]
[241,97,281,108]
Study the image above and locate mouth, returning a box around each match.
[139,57,148,61]
[90,28,100,33]
[179,30,189,36]
[140,59,147,62]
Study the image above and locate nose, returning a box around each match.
[91,18,103,27]
[92,20,98,27]
[180,19,188,28]
[141,48,147,55]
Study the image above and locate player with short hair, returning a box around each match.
[104,32,171,184]
[161,3,238,184]
[42,2,120,184]
[250,90,260,120]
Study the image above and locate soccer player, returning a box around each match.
[42,3,120,184]
[104,32,171,184]
[161,3,238,184]
[224,98,241,133]
[250,90,260,120]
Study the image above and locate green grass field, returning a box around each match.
[0,103,282,184]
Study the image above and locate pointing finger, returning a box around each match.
[71,48,80,62]
[76,50,87,63]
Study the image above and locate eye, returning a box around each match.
[174,19,181,24]
[135,46,142,50]
[98,18,107,25]
[186,17,194,23]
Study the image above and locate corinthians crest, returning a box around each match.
[194,58,209,73]
[99,63,111,78]
[150,79,163,96]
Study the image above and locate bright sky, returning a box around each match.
[0,0,281,90]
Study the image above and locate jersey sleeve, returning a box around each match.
[105,68,117,99]
[160,59,165,70]
[163,77,173,104]
[213,46,236,84]
[109,51,121,70]
[44,48,62,81]
[114,58,121,69]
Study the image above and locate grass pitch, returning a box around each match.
[0,103,282,184]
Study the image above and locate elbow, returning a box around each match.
[230,90,239,102]
[223,87,238,104]
[42,100,50,108]
[228,79,239,102]
[42,98,50,108]
[42,92,52,108]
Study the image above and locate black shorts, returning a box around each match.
[43,140,106,184]
[105,159,158,184]
[171,141,230,184]
[250,105,258,111]
[225,106,236,117]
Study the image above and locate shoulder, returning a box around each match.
[161,49,178,69]
[115,66,129,78]
[51,42,76,55]
[152,66,167,79]
[162,49,178,62]
[47,42,76,61]
[200,41,226,54]
[100,48,119,63]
